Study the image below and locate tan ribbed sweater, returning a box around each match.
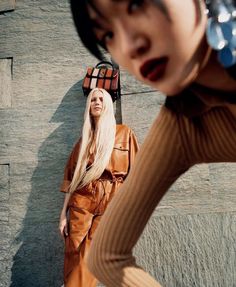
[87,85,236,287]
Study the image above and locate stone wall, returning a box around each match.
[0,1,235,287]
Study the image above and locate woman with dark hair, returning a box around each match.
[59,88,139,287]
[70,1,236,286]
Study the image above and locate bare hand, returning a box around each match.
[59,212,68,242]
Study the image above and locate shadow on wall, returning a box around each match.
[11,80,86,287]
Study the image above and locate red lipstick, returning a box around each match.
[140,57,168,81]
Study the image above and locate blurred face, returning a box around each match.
[90,91,104,118]
[88,0,209,95]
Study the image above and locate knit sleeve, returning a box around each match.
[87,106,191,286]
[60,139,81,193]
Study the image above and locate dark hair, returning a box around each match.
[70,0,105,60]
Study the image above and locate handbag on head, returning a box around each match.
[82,61,121,102]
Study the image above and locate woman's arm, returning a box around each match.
[59,193,71,240]
[58,139,81,240]
[87,107,191,286]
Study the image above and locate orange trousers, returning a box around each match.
[64,215,101,287]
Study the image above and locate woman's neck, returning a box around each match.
[195,50,236,92]
[93,116,99,126]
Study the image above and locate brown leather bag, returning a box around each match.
[82,61,121,102]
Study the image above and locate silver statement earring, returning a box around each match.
[206,0,236,70]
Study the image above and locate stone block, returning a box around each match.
[0,0,15,12]
[0,224,11,260]
[0,206,9,222]
[0,58,12,108]
[134,212,236,287]
[0,163,10,201]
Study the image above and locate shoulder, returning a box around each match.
[115,124,132,142]
[116,124,131,132]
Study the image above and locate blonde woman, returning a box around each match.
[59,88,139,287]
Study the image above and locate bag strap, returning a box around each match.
[96,61,114,69]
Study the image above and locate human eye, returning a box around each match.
[128,0,144,13]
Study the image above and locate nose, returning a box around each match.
[119,27,150,59]
[94,98,101,105]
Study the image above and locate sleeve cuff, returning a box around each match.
[60,180,71,193]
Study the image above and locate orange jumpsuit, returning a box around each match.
[60,124,139,287]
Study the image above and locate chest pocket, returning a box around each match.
[111,142,129,174]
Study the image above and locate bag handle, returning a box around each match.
[96,61,114,69]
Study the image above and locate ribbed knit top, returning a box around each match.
[87,84,236,287]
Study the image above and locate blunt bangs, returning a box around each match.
[70,0,105,60]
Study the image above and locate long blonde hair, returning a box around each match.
[69,88,116,193]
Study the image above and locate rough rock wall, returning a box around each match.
[0,1,235,287]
